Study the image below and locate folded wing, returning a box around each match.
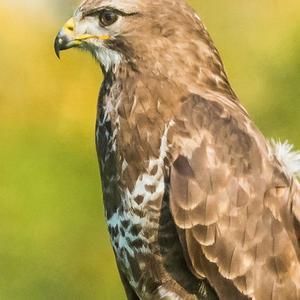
[169,94,300,300]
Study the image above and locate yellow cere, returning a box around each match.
[63,18,75,32]
[62,17,110,41]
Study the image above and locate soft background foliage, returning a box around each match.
[1,0,300,299]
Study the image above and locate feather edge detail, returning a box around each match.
[271,139,300,178]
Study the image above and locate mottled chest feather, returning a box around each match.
[96,73,178,293]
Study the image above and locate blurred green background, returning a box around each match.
[1,0,300,299]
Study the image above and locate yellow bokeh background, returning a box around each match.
[1,1,300,299]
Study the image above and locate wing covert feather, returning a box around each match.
[169,94,300,299]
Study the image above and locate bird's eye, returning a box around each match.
[99,10,118,27]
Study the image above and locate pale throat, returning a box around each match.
[95,47,123,73]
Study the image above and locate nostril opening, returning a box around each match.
[64,18,75,31]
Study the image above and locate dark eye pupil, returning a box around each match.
[100,11,118,26]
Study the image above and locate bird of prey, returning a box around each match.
[54,0,300,299]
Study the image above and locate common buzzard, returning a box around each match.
[55,0,300,299]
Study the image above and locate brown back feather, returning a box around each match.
[169,94,300,300]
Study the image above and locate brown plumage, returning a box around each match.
[55,0,300,299]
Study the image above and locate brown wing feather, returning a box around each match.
[169,94,300,300]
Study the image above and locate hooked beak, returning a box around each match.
[54,17,110,58]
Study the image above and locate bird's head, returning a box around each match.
[54,0,141,72]
[54,0,208,75]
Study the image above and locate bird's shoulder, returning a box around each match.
[168,93,300,299]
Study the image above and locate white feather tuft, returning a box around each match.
[271,139,300,177]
